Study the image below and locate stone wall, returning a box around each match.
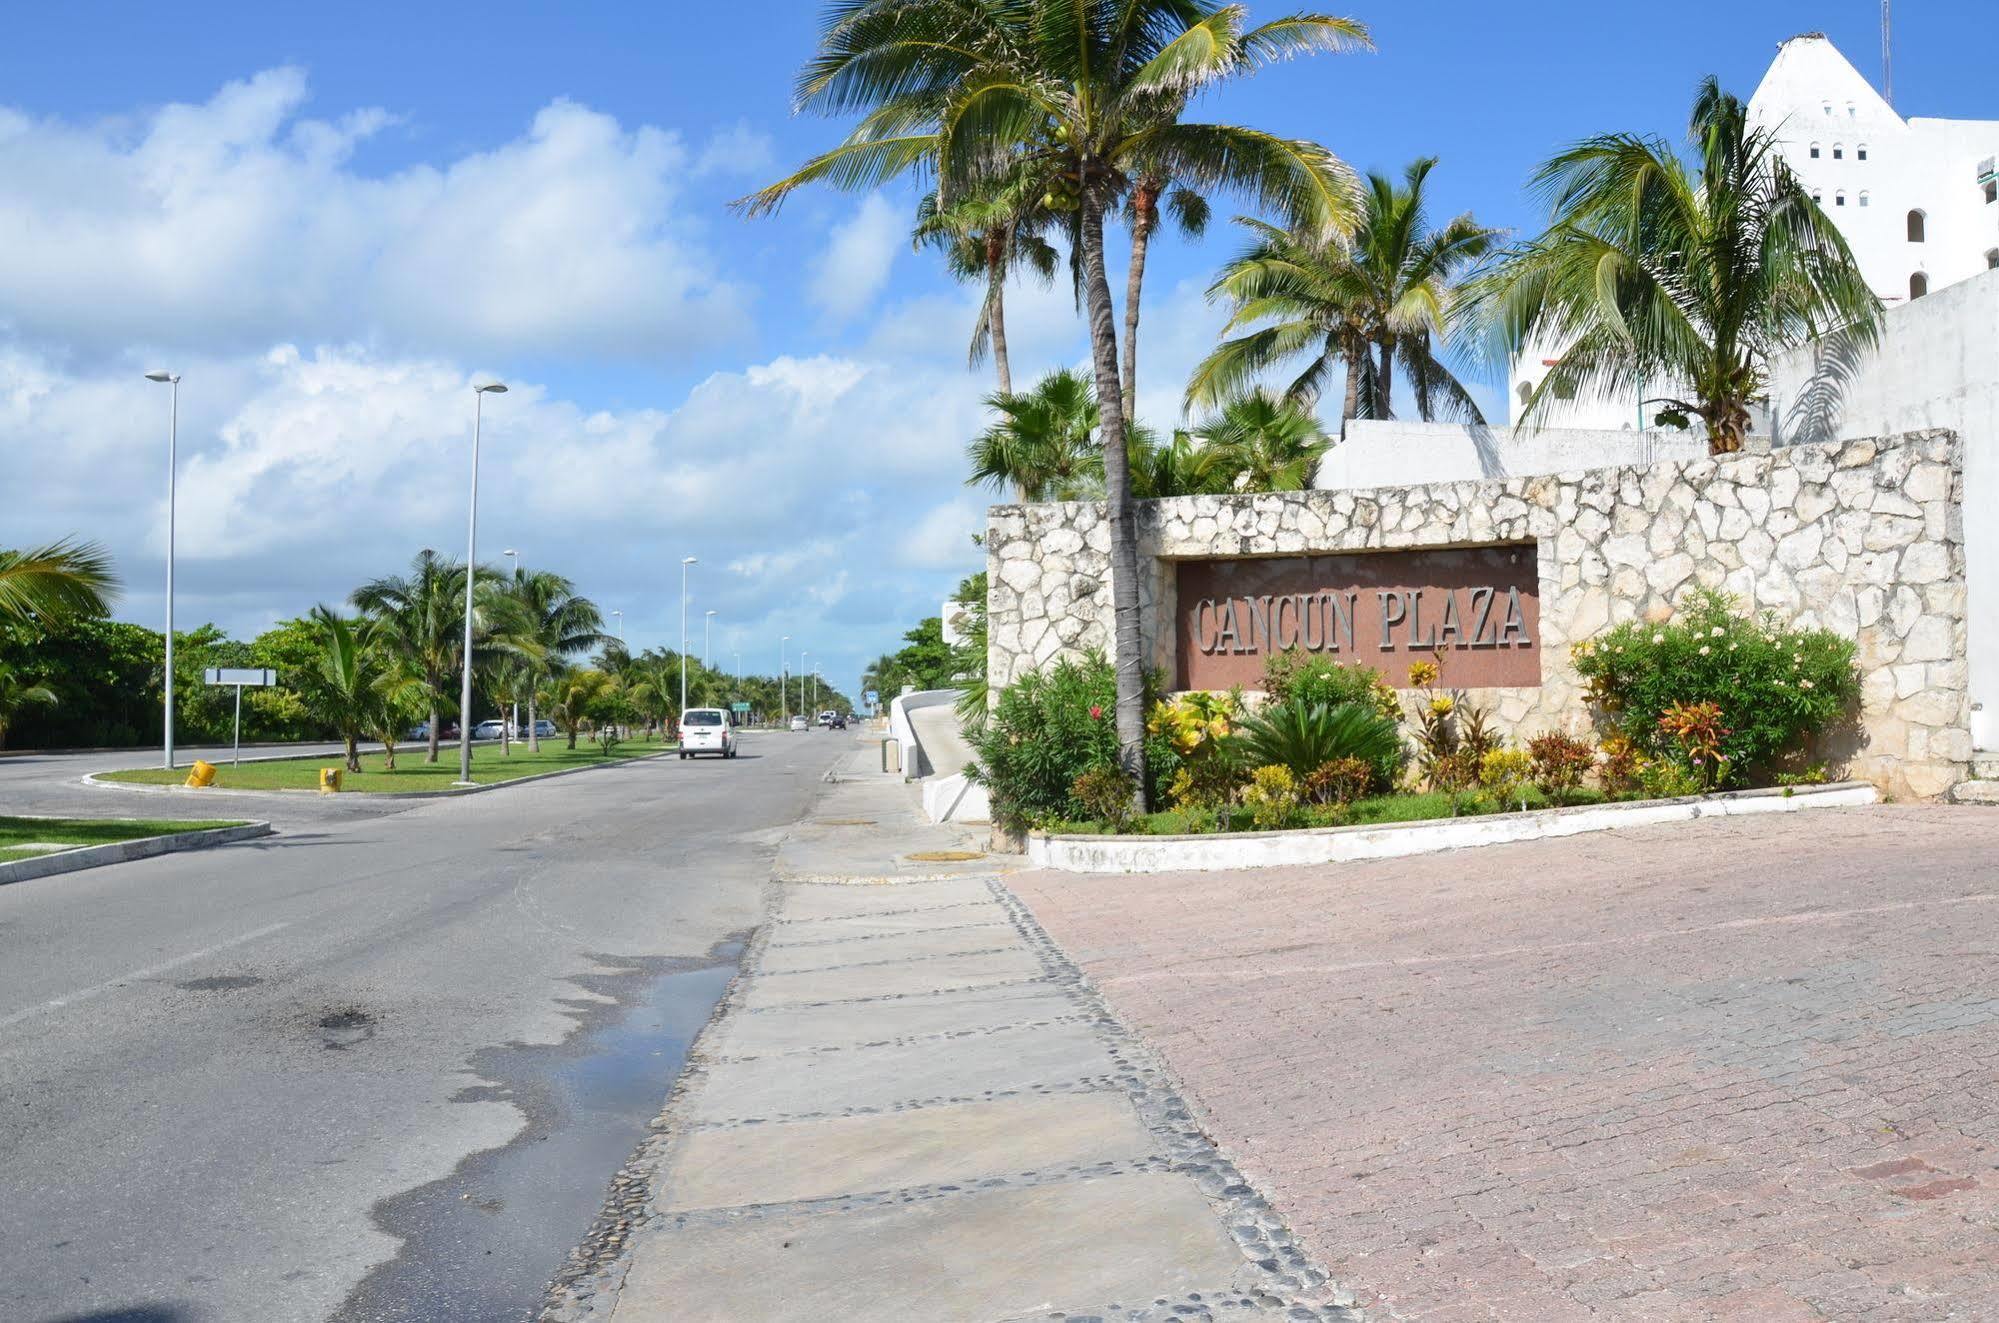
[987,432,1968,799]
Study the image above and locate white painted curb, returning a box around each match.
[1026,781,1880,874]
[0,820,274,886]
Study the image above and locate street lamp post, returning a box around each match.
[503,548,520,738]
[457,382,508,785]
[144,371,180,770]
[704,610,716,668]
[679,556,697,715]
[799,651,810,721]
[611,609,623,641]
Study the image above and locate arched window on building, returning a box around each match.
[1907,210,1926,242]
[1832,143,1844,159]
[1809,141,1821,159]
[1910,272,1929,300]
[1859,190,1870,207]
[1835,190,1846,207]
[1857,143,1868,161]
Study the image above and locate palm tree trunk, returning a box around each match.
[1341,348,1364,437]
[528,691,540,753]
[1377,341,1394,418]
[344,733,360,774]
[1120,181,1158,420]
[426,703,440,763]
[1077,184,1148,811]
[986,233,1012,398]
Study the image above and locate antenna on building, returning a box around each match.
[1881,0,1894,108]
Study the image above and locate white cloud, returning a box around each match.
[0,68,748,362]
[898,498,986,571]
[807,194,902,325]
[692,120,777,180]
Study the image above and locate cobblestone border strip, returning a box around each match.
[706,1010,1095,1060]
[766,917,1016,947]
[983,877,1366,1321]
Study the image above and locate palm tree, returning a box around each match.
[1121,175,1210,416]
[352,551,473,764]
[302,607,384,774]
[1195,391,1331,490]
[1128,429,1237,500]
[1191,158,1499,429]
[508,568,605,752]
[0,660,57,749]
[743,0,1368,809]
[543,666,612,750]
[966,368,1108,503]
[1470,78,1880,454]
[914,186,1062,395]
[0,539,118,625]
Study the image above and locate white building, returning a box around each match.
[1509,32,1999,430]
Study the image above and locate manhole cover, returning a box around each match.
[904,850,985,863]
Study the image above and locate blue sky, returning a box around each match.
[8,1,1993,696]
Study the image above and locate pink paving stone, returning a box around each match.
[1007,804,1999,1321]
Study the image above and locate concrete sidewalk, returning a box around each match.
[545,748,1359,1322]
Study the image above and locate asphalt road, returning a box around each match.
[0,731,849,1323]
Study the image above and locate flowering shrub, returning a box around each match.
[1406,655,1497,794]
[1527,733,1595,802]
[1071,764,1137,833]
[969,652,1172,831]
[1263,648,1403,721]
[1238,764,1302,830]
[1572,589,1858,787]
[1150,691,1246,810]
[1657,700,1729,789]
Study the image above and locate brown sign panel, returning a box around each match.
[1175,545,1541,690]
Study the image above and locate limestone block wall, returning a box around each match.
[987,432,1968,799]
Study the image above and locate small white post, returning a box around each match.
[233,684,243,766]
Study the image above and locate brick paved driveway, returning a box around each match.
[1008,805,1999,1322]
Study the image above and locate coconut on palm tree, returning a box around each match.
[745,2,1368,808]
[1469,78,1880,455]
[0,539,118,625]
[1190,157,1498,429]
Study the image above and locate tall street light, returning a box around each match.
[704,609,716,668]
[679,556,697,714]
[144,371,180,769]
[503,548,521,737]
[612,609,624,641]
[799,650,810,721]
[457,382,507,786]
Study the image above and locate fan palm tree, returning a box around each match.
[0,539,118,625]
[0,660,57,749]
[966,368,1108,503]
[742,0,1369,809]
[1469,78,1881,455]
[1128,428,1237,500]
[1191,158,1499,428]
[351,551,475,764]
[1195,391,1331,490]
[914,186,1062,395]
[508,568,605,752]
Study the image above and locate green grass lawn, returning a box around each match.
[0,815,248,861]
[97,738,671,793]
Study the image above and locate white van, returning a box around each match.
[678,708,737,759]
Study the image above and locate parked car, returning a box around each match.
[678,708,738,759]
[408,720,461,741]
[524,718,557,739]
[471,719,507,741]
[789,714,809,732]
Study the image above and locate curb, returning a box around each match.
[80,748,678,802]
[1028,780,1881,874]
[0,820,274,886]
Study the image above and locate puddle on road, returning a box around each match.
[335,939,744,1323]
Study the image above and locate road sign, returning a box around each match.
[730,702,751,714]
[864,690,878,704]
[204,667,277,687]
[202,669,278,765]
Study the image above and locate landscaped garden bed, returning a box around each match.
[971,590,1863,849]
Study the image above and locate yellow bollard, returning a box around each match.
[184,760,217,788]
[319,767,343,794]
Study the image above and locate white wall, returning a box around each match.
[1317,419,1707,490]
[1768,267,1999,747]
